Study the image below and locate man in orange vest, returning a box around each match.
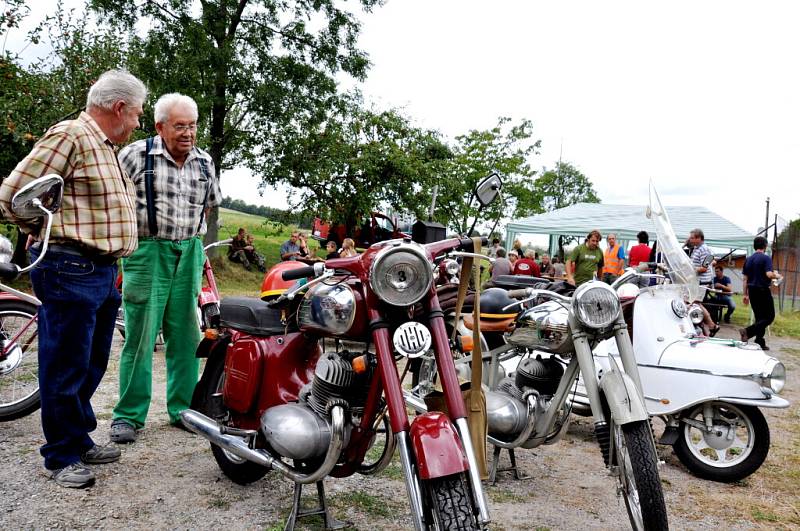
[602,233,626,284]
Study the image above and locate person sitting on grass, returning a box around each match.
[228,228,260,271]
[325,240,340,259]
[244,234,266,272]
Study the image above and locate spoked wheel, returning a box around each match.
[673,401,769,482]
[0,301,40,421]
[424,472,480,530]
[611,419,669,531]
[193,353,269,484]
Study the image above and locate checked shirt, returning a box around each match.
[118,136,221,240]
[0,112,138,257]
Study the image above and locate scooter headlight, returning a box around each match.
[370,243,433,307]
[671,299,688,319]
[688,304,704,325]
[573,281,620,329]
[761,359,785,394]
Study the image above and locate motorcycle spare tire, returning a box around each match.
[672,402,770,483]
[193,352,269,485]
[424,472,480,531]
[0,300,40,421]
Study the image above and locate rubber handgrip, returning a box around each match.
[457,237,489,252]
[506,289,529,299]
[0,262,20,280]
[281,265,316,281]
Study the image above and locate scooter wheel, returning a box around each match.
[673,401,770,482]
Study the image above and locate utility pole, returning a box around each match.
[764,197,770,238]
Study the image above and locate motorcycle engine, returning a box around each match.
[514,356,564,396]
[261,351,371,461]
[306,351,372,418]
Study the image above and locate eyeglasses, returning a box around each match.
[171,123,197,133]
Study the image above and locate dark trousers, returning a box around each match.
[30,249,120,470]
[745,286,775,347]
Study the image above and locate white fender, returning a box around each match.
[599,370,649,425]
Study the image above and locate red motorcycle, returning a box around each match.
[181,177,502,530]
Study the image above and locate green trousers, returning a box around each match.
[112,238,203,427]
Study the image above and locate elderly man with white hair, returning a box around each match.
[0,69,146,488]
[110,93,220,444]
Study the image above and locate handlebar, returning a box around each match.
[282,265,317,281]
[457,237,488,253]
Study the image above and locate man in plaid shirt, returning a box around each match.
[0,70,145,488]
[110,93,220,444]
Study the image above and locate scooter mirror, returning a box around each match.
[0,235,12,264]
[475,172,502,207]
[11,174,64,219]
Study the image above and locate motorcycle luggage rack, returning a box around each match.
[489,446,529,485]
[284,480,348,531]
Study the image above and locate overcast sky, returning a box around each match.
[7,1,800,235]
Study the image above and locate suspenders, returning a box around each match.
[143,137,212,237]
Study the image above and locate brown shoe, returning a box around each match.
[738,328,748,342]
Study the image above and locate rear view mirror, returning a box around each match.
[475,173,502,207]
[11,174,64,218]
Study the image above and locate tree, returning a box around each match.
[432,117,541,235]
[90,0,382,248]
[534,161,600,258]
[267,96,450,235]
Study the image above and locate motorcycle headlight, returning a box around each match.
[688,304,704,325]
[370,244,433,306]
[572,281,620,329]
[761,359,785,394]
[671,299,688,319]
[444,259,460,277]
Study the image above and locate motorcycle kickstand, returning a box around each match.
[489,445,529,485]
[284,480,349,531]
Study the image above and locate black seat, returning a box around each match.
[219,297,296,336]
[492,275,552,289]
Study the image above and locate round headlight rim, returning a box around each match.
[688,304,704,325]
[762,359,786,395]
[671,299,688,319]
[370,243,433,307]
[572,280,621,329]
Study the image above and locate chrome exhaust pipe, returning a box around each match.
[181,406,346,484]
[487,393,539,450]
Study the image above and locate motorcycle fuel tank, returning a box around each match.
[507,301,573,354]
[297,281,367,338]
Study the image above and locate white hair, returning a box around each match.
[154,93,199,124]
[86,69,147,111]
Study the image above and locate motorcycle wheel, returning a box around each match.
[673,401,769,483]
[0,300,40,421]
[612,419,669,531]
[424,472,480,531]
[193,353,269,485]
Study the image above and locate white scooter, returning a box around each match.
[568,183,788,482]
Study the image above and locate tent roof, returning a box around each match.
[506,203,754,250]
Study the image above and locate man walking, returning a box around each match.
[110,93,220,443]
[740,236,782,350]
[0,70,145,487]
[566,230,604,286]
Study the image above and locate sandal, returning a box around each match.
[709,325,720,337]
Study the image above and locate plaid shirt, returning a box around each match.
[118,136,220,240]
[0,112,138,257]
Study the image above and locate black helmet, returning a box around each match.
[479,288,518,319]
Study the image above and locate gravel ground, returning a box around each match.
[0,325,796,530]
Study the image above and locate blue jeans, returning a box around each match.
[30,249,120,470]
[716,294,736,319]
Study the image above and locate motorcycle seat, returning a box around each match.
[492,275,551,289]
[219,297,296,336]
[462,314,515,332]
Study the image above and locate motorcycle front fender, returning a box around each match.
[198,288,218,307]
[409,412,469,480]
[599,371,649,425]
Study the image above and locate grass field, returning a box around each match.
[212,208,319,296]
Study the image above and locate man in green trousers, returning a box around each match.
[110,93,220,443]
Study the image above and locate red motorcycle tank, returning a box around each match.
[223,330,320,418]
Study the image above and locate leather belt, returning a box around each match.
[31,242,117,266]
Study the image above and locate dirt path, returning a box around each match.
[1,325,797,530]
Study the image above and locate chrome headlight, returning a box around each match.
[671,299,688,319]
[370,243,433,306]
[688,304,704,324]
[444,259,460,277]
[761,359,785,394]
[572,281,620,329]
